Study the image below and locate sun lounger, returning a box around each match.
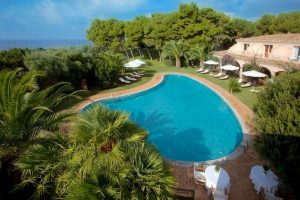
[240,82,252,88]
[200,69,210,74]
[125,76,137,81]
[219,75,229,80]
[130,73,141,78]
[213,72,223,78]
[250,88,260,93]
[119,78,131,84]
[134,71,144,76]
[196,68,204,73]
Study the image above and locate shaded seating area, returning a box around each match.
[197,60,219,74]
[250,165,282,200]
[218,64,239,80]
[193,164,230,199]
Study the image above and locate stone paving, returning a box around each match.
[75,72,269,200]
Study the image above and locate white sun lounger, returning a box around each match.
[119,78,131,84]
[196,68,204,73]
[200,69,210,74]
[134,71,144,76]
[130,73,141,78]
[240,82,252,88]
[213,72,223,78]
[125,76,137,81]
[219,75,229,80]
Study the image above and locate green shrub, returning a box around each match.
[254,72,300,199]
[228,78,241,93]
[94,53,125,88]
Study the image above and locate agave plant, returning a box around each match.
[162,40,188,68]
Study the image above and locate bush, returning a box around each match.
[94,53,125,88]
[254,72,300,199]
[228,78,241,93]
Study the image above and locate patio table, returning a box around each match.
[204,165,230,192]
[250,165,279,194]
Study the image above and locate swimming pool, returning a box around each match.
[84,75,243,162]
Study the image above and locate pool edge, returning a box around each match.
[75,72,255,166]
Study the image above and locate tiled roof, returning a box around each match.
[236,33,300,44]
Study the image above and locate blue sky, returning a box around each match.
[0,0,299,40]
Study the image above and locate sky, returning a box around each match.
[0,0,299,40]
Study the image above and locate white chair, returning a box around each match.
[201,69,210,74]
[240,82,252,88]
[130,73,141,78]
[196,67,205,72]
[219,75,229,80]
[134,71,144,76]
[213,72,223,78]
[119,78,131,84]
[125,76,137,81]
[213,190,228,200]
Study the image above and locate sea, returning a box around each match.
[0,39,92,51]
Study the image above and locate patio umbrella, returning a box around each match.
[132,59,146,65]
[242,70,267,78]
[220,64,239,71]
[204,60,219,65]
[124,61,142,68]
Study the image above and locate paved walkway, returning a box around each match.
[75,72,268,200]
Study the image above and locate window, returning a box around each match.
[264,45,273,57]
[243,44,249,51]
[291,47,300,60]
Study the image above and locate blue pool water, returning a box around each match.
[84,75,243,162]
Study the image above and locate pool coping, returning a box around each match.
[75,72,255,166]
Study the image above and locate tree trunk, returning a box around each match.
[199,59,204,69]
[129,48,134,58]
[137,48,142,56]
[158,50,162,61]
[124,50,129,59]
[175,56,181,68]
[146,48,152,60]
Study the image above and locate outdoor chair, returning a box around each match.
[119,78,131,84]
[200,69,210,74]
[134,71,144,76]
[213,72,223,78]
[125,76,137,81]
[130,73,141,78]
[240,82,252,88]
[213,190,228,200]
[196,67,205,72]
[219,75,229,80]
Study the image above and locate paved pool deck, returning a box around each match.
[75,72,269,200]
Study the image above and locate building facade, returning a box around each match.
[214,33,300,75]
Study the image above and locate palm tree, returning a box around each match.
[61,105,174,199]
[0,68,84,198]
[188,45,208,70]
[121,143,174,199]
[162,40,188,68]
[15,132,67,199]
[60,105,147,198]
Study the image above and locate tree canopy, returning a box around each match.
[86,3,300,53]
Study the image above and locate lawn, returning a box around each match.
[94,59,258,109]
